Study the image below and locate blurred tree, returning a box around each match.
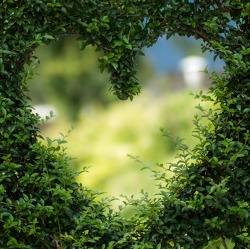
[28,37,154,121]
[28,37,114,121]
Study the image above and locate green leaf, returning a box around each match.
[111,62,118,70]
[43,34,54,40]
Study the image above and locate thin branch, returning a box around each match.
[56,32,81,37]
[221,237,229,249]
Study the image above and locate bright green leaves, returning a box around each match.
[113,36,132,50]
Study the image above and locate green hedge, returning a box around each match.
[0,1,249,248]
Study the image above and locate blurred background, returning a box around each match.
[27,35,224,210]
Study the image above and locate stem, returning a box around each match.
[221,237,229,249]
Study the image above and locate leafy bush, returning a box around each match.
[0,1,249,248]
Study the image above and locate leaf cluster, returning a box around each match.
[0,0,249,248]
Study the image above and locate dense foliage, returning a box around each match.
[0,0,249,248]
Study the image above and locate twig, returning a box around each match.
[221,237,229,249]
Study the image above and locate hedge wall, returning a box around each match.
[0,1,249,248]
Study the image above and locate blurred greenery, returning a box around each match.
[27,35,236,249]
[28,37,114,121]
[38,90,205,207]
[28,37,154,121]
[28,37,210,209]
